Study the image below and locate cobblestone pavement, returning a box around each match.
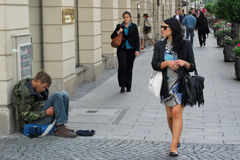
[1,135,240,160]
[1,31,240,160]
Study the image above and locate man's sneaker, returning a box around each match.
[55,125,77,138]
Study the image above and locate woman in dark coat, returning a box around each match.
[196,11,209,47]
[151,18,196,157]
[111,11,140,93]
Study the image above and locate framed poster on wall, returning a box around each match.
[17,43,33,80]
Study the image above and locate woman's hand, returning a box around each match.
[135,51,139,56]
[176,59,190,69]
[117,28,123,34]
[167,60,179,71]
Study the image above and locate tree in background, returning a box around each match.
[214,0,240,39]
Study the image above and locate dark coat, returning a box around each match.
[196,17,209,35]
[13,78,48,122]
[173,14,184,23]
[151,39,196,99]
[111,23,140,52]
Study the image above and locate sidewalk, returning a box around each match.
[0,32,240,160]
[68,32,240,144]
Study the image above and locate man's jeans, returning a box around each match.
[31,91,69,126]
[186,28,194,46]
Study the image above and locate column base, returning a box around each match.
[103,54,118,69]
[0,106,14,135]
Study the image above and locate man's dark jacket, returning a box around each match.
[13,78,48,123]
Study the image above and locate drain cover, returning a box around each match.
[86,110,98,113]
[69,108,121,123]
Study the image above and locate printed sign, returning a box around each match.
[19,44,32,79]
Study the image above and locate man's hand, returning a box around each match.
[46,107,54,116]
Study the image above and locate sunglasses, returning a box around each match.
[161,25,170,30]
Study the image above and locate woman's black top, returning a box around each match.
[196,17,209,35]
[151,39,196,99]
[111,23,140,52]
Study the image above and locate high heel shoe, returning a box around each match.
[169,152,178,157]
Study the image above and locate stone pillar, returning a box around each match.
[152,0,161,40]
[101,0,118,69]
[118,0,131,23]
[78,0,103,81]
[139,0,154,46]
[42,0,76,94]
[29,0,41,76]
[130,0,141,26]
[0,0,30,135]
[158,0,164,39]
[161,0,167,20]
[171,0,176,17]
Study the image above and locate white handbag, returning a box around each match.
[148,71,163,97]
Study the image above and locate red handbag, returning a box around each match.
[111,24,123,48]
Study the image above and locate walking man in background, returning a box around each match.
[182,10,197,46]
[173,9,183,24]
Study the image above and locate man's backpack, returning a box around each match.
[23,119,56,138]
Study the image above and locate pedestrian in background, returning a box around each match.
[182,9,186,17]
[151,18,196,157]
[190,8,198,18]
[173,9,183,24]
[111,11,140,93]
[196,11,210,47]
[182,10,197,46]
[141,13,155,50]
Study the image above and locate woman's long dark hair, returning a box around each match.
[122,11,131,18]
[164,18,185,55]
[199,11,205,19]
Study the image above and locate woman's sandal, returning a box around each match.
[169,152,178,157]
[177,142,180,148]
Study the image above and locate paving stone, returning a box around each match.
[0,137,231,160]
[2,32,240,159]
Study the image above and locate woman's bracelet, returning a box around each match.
[184,62,190,68]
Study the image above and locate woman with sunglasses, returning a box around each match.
[111,11,140,93]
[151,18,196,157]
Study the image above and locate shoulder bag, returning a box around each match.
[148,71,163,97]
[111,24,123,48]
[182,69,204,107]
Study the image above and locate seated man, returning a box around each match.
[13,71,77,138]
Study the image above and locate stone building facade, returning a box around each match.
[0,0,178,136]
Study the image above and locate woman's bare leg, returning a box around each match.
[165,106,173,134]
[141,38,144,49]
[170,104,183,152]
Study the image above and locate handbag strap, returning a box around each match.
[194,68,199,76]
[39,119,56,137]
